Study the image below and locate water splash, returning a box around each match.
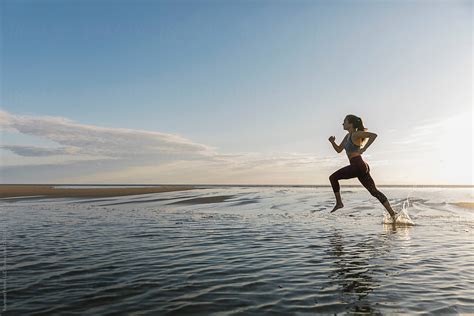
[383,189,416,226]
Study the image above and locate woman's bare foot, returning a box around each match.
[391,212,398,222]
[330,203,344,213]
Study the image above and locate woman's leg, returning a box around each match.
[329,164,359,212]
[358,172,397,219]
[329,164,360,192]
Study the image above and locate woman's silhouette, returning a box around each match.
[328,114,397,221]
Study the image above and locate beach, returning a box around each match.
[1,186,473,314]
[0,184,196,199]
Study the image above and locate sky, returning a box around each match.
[0,0,472,185]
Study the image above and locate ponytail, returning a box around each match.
[354,116,367,132]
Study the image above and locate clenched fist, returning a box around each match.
[328,136,335,142]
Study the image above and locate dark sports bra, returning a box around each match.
[344,133,361,153]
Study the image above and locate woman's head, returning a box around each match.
[343,114,368,132]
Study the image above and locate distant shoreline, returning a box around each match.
[0,185,197,199]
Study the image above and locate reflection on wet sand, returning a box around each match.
[325,225,413,313]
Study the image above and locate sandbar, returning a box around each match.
[452,201,474,209]
[0,185,197,199]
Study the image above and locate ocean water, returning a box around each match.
[1,186,473,315]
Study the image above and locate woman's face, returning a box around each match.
[342,118,350,130]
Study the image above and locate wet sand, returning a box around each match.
[452,201,474,209]
[0,184,197,199]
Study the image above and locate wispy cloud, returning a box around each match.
[0,145,81,157]
[391,111,470,146]
[0,110,217,160]
[0,110,344,183]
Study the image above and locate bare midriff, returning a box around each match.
[346,152,361,160]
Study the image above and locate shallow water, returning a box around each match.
[1,187,473,315]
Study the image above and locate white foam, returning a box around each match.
[383,198,416,226]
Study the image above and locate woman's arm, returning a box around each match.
[328,135,347,153]
[330,140,340,153]
[357,131,377,152]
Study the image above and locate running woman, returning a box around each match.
[328,114,397,221]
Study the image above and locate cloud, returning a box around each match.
[0,109,217,160]
[0,145,80,157]
[0,110,346,183]
[391,111,471,146]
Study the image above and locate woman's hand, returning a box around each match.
[328,136,335,143]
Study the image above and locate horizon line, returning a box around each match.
[1,183,473,188]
